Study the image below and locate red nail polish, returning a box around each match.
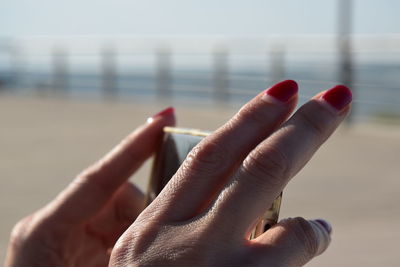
[265,80,298,102]
[322,85,352,111]
[152,107,175,118]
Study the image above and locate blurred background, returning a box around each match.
[1,0,400,265]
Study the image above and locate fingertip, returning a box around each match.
[263,79,299,103]
[313,85,353,115]
[152,106,175,118]
[313,219,332,235]
[308,219,332,255]
[147,106,176,126]
[252,217,332,265]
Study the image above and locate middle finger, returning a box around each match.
[210,85,352,236]
[152,80,298,221]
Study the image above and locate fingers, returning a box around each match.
[153,80,298,221]
[250,217,332,267]
[87,182,145,247]
[45,107,175,224]
[211,85,351,233]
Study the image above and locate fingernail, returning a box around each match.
[322,85,352,111]
[153,106,175,117]
[263,80,298,103]
[147,106,175,123]
[314,219,332,235]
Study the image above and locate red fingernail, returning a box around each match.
[152,106,175,118]
[314,219,332,235]
[322,85,352,111]
[264,80,298,102]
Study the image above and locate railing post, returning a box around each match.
[52,46,69,94]
[155,47,172,100]
[269,45,285,85]
[101,45,118,99]
[9,42,22,91]
[213,46,229,102]
[338,0,354,125]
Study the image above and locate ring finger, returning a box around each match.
[210,85,352,236]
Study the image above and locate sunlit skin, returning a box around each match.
[5,80,351,267]
[5,111,175,266]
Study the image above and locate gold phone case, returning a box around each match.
[146,127,282,239]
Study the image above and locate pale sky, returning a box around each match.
[1,0,399,37]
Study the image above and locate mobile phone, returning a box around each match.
[146,127,282,239]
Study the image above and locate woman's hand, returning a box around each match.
[5,80,352,267]
[109,80,352,266]
[4,107,176,266]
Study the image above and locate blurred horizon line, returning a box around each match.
[1,33,400,54]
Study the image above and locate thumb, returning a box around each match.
[251,217,332,267]
[43,106,176,225]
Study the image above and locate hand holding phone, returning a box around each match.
[146,127,282,239]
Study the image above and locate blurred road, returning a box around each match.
[1,95,399,266]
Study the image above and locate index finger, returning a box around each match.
[151,80,298,221]
[44,107,175,224]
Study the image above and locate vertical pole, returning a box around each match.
[269,45,285,84]
[9,43,22,91]
[101,45,118,99]
[52,46,68,94]
[155,47,172,100]
[338,0,354,124]
[213,46,229,102]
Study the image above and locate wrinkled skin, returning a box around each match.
[5,80,351,267]
[5,111,175,266]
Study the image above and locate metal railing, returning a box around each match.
[0,36,400,123]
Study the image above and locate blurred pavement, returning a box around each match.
[1,95,399,266]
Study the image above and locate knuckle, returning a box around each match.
[75,164,112,197]
[120,138,144,166]
[242,146,288,189]
[111,235,134,263]
[183,140,229,176]
[235,103,269,126]
[287,217,320,258]
[9,215,34,248]
[297,108,326,137]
